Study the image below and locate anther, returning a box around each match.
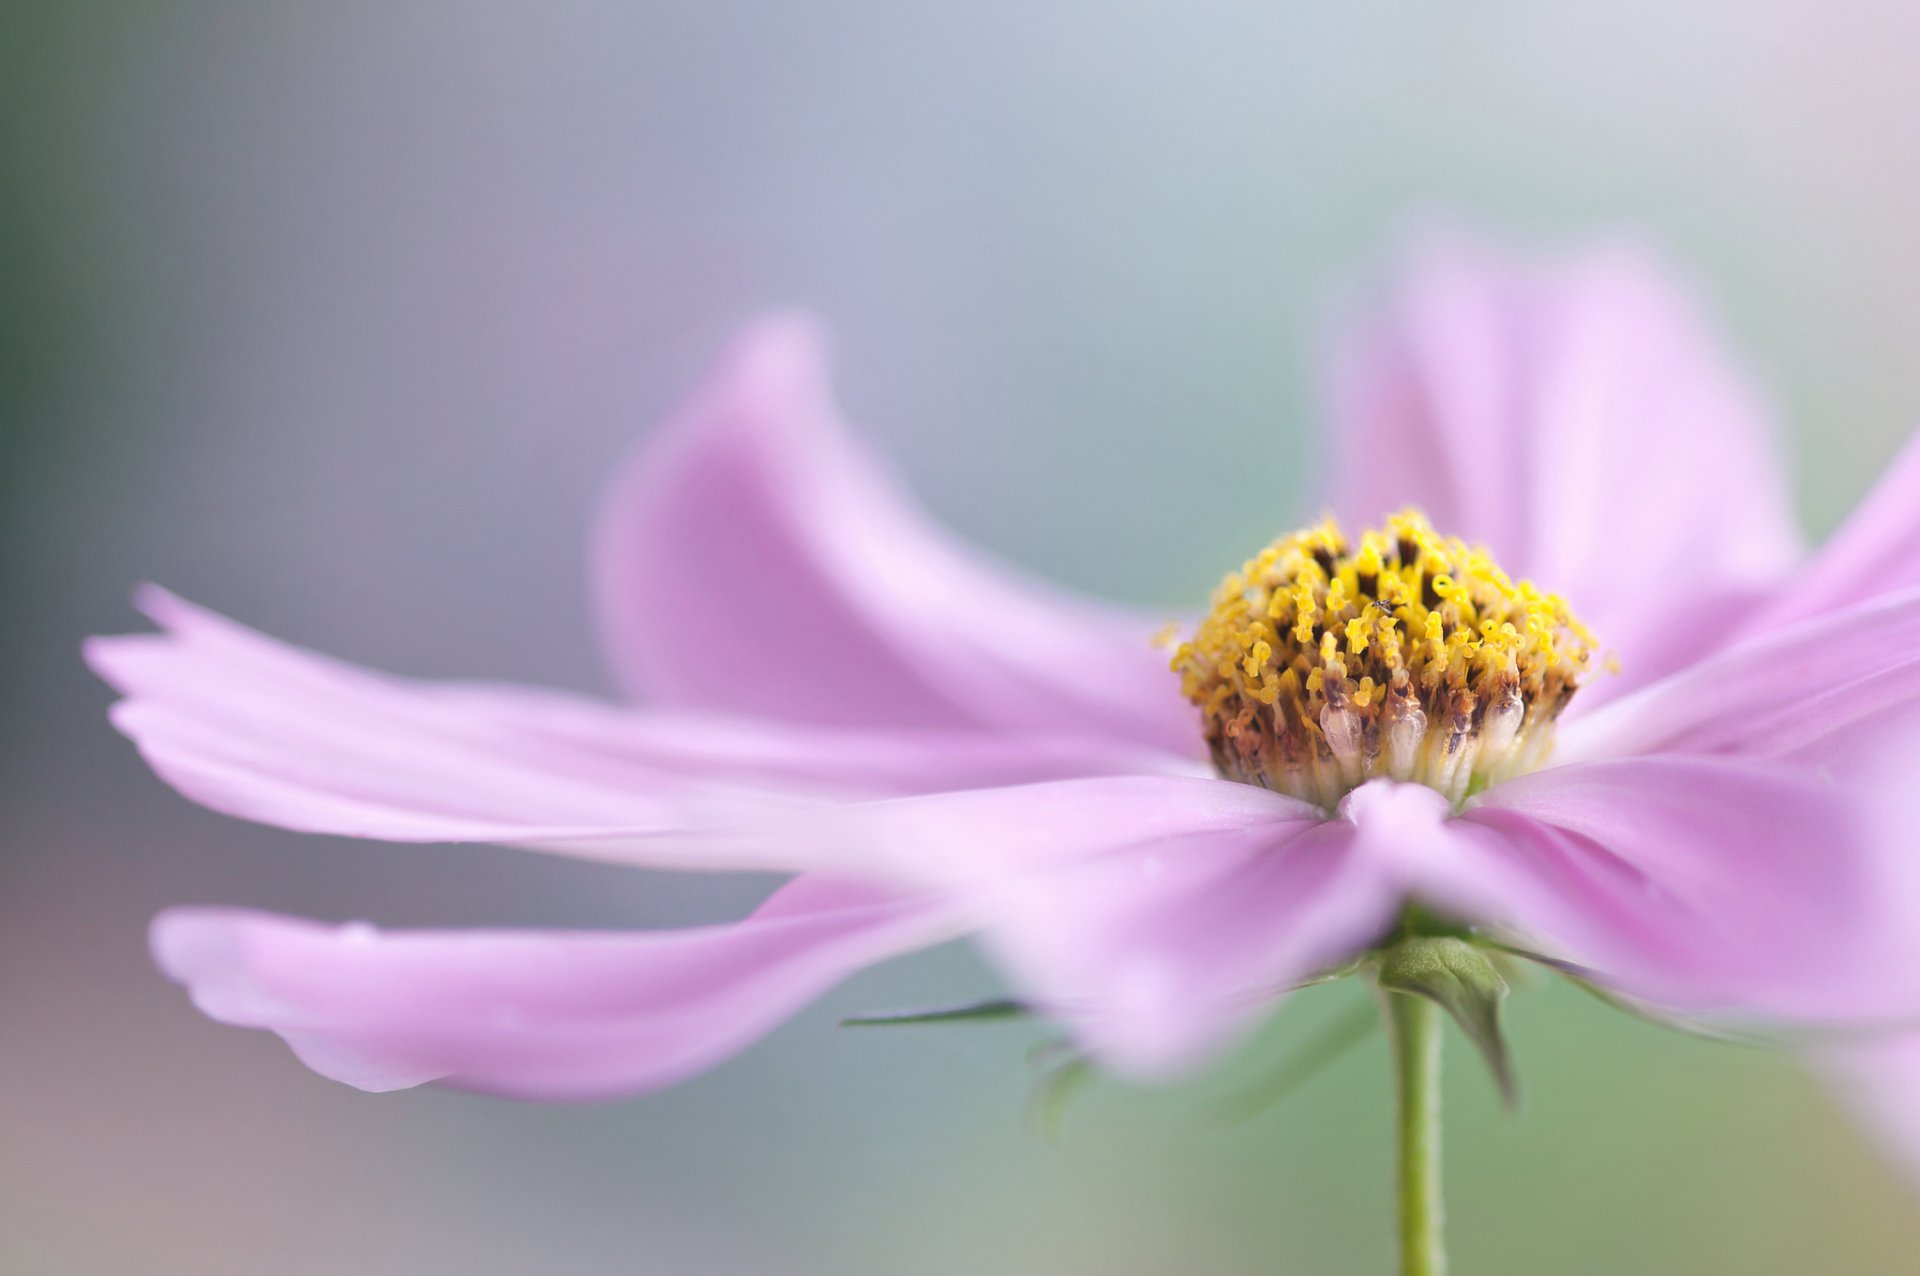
[1172,510,1594,809]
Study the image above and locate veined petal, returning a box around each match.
[1749,427,1920,632]
[151,876,960,1099]
[1452,757,1890,1018]
[1328,232,1801,704]
[88,589,1203,870]
[592,317,1196,753]
[1555,584,1920,765]
[429,680,1202,793]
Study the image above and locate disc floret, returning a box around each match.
[1172,511,1595,808]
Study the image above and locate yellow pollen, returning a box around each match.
[1172,510,1595,808]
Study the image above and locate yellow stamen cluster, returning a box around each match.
[1171,510,1595,808]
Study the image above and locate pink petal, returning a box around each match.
[88,589,1203,870]
[973,818,1398,1078]
[591,317,1197,753]
[1551,597,1920,1020]
[1452,757,1891,1018]
[1556,584,1920,766]
[816,780,1393,1077]
[1818,1034,1920,1186]
[791,772,1319,889]
[1750,427,1920,632]
[430,679,1201,793]
[1328,232,1801,705]
[1776,702,1920,1001]
[151,876,959,1099]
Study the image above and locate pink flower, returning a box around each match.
[89,232,1920,1103]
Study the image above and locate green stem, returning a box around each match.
[1381,988,1446,1276]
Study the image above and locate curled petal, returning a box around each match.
[592,317,1196,753]
[88,589,1202,870]
[1328,232,1801,703]
[150,769,1354,1090]
[152,877,959,1099]
[1751,427,1920,632]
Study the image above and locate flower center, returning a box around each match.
[1171,510,1595,808]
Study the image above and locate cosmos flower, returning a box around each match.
[89,233,1920,1104]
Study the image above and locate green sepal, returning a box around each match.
[1376,935,1518,1108]
[840,997,1030,1028]
[1026,1051,1097,1143]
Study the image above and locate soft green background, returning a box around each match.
[6,3,1920,1272]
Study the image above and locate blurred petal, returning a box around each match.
[152,876,958,1099]
[1006,827,1396,1079]
[1777,704,1920,1005]
[1452,757,1887,1017]
[151,771,1342,1091]
[1820,1034,1920,1186]
[718,778,1339,1083]
[1752,427,1920,631]
[88,589,1201,870]
[753,773,1366,1075]
[1556,584,1920,765]
[592,317,1196,753]
[1328,232,1801,703]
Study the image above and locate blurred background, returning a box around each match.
[7,2,1920,1272]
